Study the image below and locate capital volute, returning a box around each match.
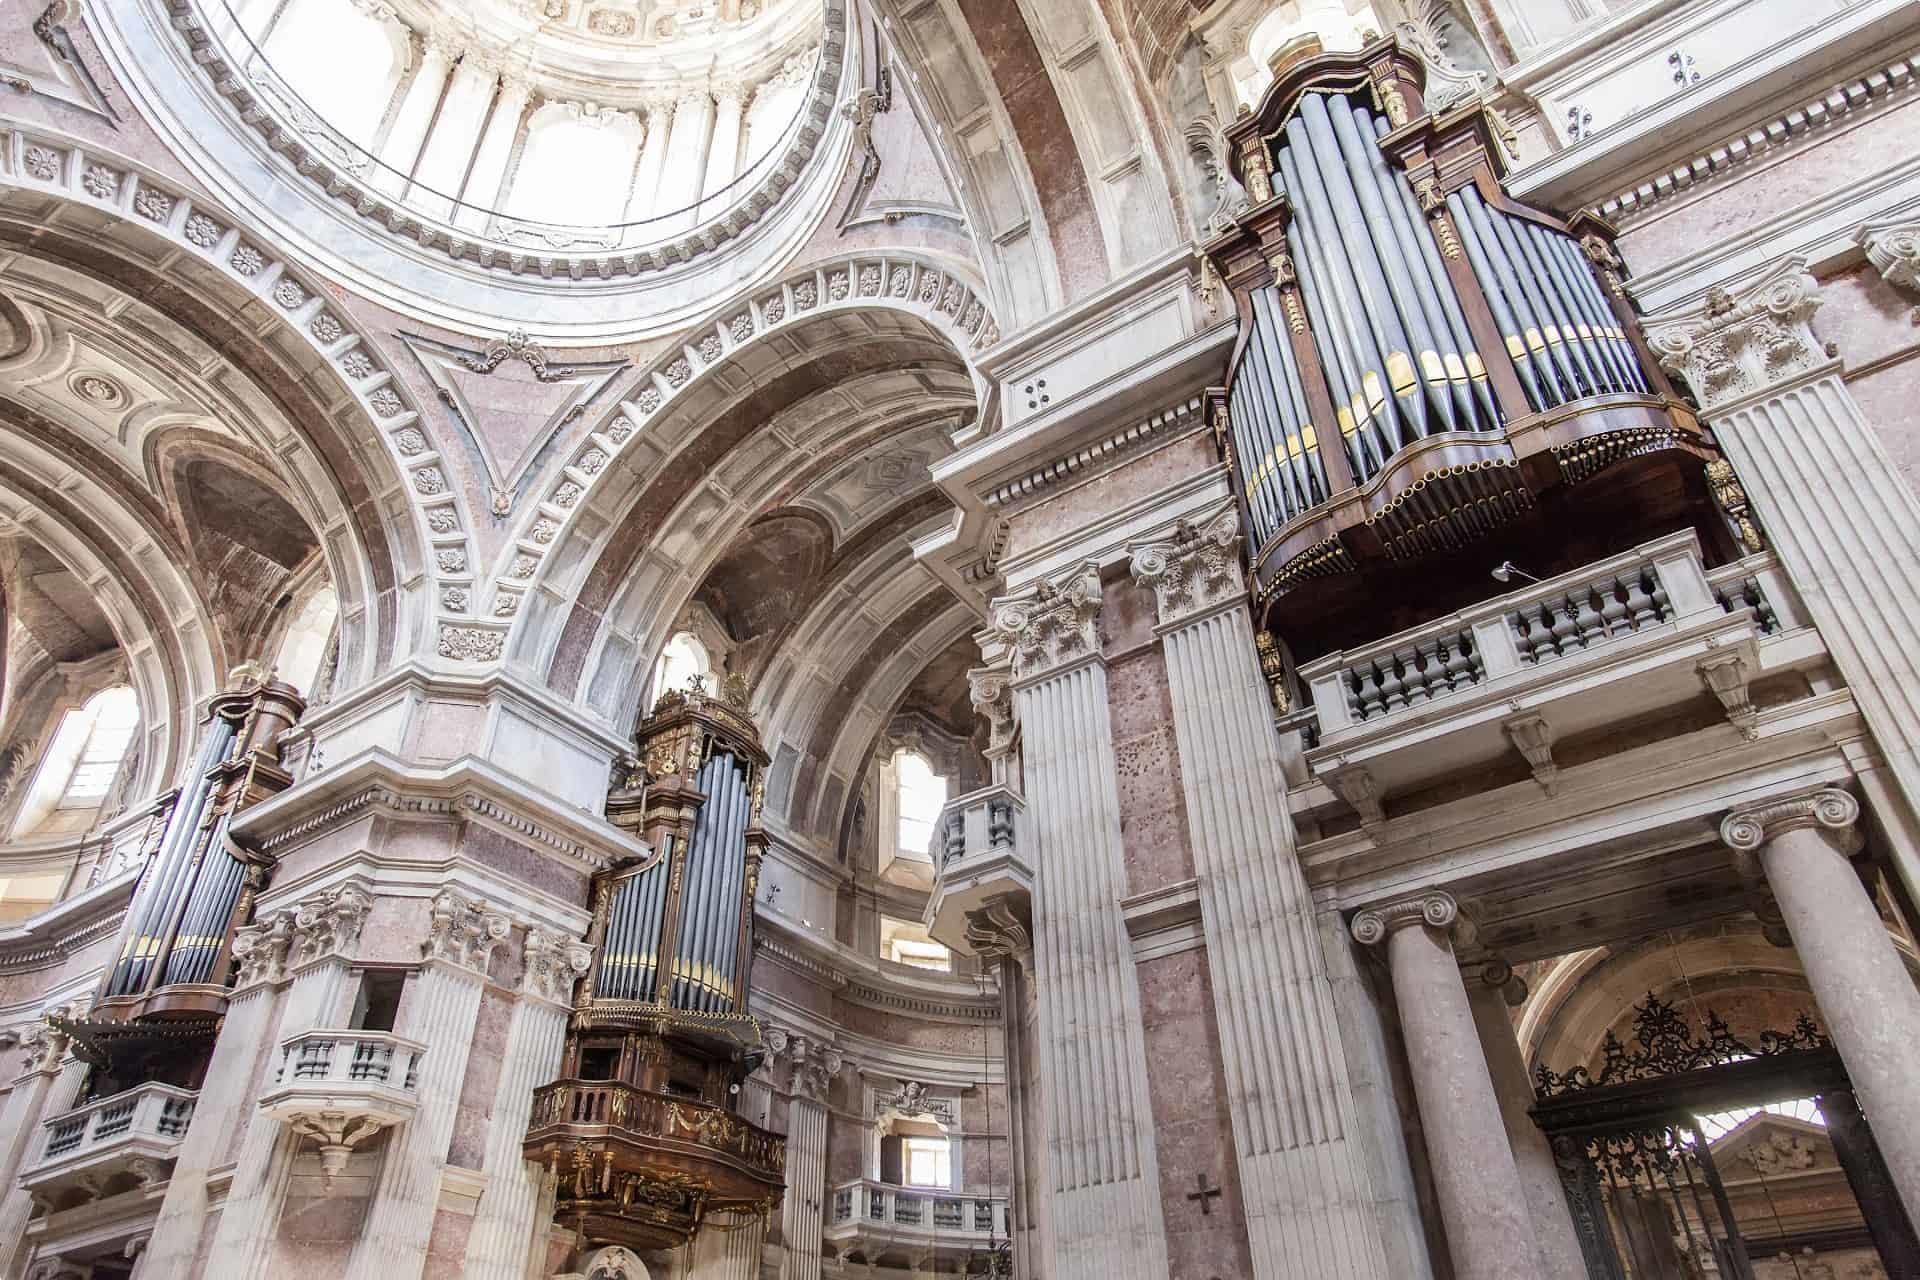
[232,910,296,988]
[966,665,1016,757]
[1721,788,1860,866]
[290,881,372,969]
[1860,220,1920,295]
[520,926,594,1005]
[1127,504,1245,627]
[1644,257,1831,411]
[1350,891,1459,946]
[422,888,511,974]
[987,561,1103,685]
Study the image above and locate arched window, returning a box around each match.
[264,0,405,149]
[893,751,947,859]
[12,686,139,837]
[653,632,713,702]
[277,585,339,696]
[507,105,645,227]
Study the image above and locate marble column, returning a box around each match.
[411,52,501,221]
[345,889,507,1280]
[1465,962,1586,1278]
[771,1030,838,1280]
[622,94,676,235]
[965,900,1042,1279]
[461,927,592,1280]
[986,563,1170,1280]
[377,32,457,196]
[1130,509,1393,1279]
[1649,261,1920,906]
[456,73,534,232]
[1352,893,1542,1280]
[700,82,747,205]
[1723,789,1920,1217]
[0,1019,88,1278]
[659,86,716,235]
[206,884,372,1273]
[142,908,297,1280]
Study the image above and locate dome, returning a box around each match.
[92,0,849,337]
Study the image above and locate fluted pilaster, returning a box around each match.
[769,1029,838,1280]
[345,889,507,1280]
[1129,509,1390,1278]
[0,1020,88,1277]
[461,927,591,1280]
[987,562,1170,1280]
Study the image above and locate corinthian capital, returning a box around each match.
[987,561,1103,684]
[1350,890,1459,946]
[1860,219,1920,294]
[1127,504,1245,627]
[1644,258,1831,411]
[291,881,373,968]
[967,665,1016,757]
[1721,788,1860,855]
[232,910,296,988]
[521,926,594,1005]
[422,888,511,973]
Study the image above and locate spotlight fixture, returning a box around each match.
[1491,561,1542,585]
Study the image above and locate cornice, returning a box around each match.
[0,872,136,975]
[754,915,1000,1024]
[982,395,1205,510]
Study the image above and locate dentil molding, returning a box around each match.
[987,561,1104,684]
[1645,257,1833,411]
[1350,890,1460,946]
[1127,503,1245,628]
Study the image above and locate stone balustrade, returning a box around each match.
[21,1081,196,1197]
[825,1178,1010,1250]
[1297,532,1816,821]
[923,783,1031,955]
[257,1030,426,1178]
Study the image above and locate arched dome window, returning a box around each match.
[892,750,947,860]
[507,104,646,228]
[264,0,406,149]
[653,632,714,702]
[12,685,139,837]
[276,584,339,697]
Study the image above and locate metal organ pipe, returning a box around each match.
[1538,229,1646,394]
[1448,189,1555,408]
[1252,289,1330,514]
[1499,213,1608,396]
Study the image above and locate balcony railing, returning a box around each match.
[1295,532,1804,817]
[258,1029,424,1128]
[924,784,1031,955]
[826,1179,1010,1247]
[526,1080,786,1176]
[20,1081,196,1194]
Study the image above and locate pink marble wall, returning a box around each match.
[1106,644,1196,897]
[446,984,516,1169]
[1136,948,1254,1280]
[271,1146,379,1278]
[421,1205,474,1280]
[1002,431,1217,564]
[1820,264,1920,499]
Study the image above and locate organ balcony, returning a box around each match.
[257,1029,425,1180]
[19,1082,196,1207]
[824,1179,1012,1269]
[923,783,1030,957]
[1207,38,1727,659]
[1290,531,1823,828]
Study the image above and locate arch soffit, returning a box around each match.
[0,129,479,675]
[0,433,220,796]
[505,251,990,693]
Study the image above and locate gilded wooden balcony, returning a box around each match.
[523,1078,785,1251]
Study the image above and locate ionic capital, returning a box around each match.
[987,561,1103,684]
[520,926,594,1005]
[1721,787,1860,857]
[422,888,511,973]
[1351,890,1459,946]
[1127,504,1245,628]
[1860,219,1920,294]
[1644,257,1831,411]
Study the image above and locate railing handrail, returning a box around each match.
[40,1080,199,1131]
[1298,528,1705,679]
[277,1027,428,1054]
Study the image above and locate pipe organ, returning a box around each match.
[1211,39,1724,657]
[524,676,784,1253]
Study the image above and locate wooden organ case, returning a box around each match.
[1208,37,1738,662]
[524,677,785,1252]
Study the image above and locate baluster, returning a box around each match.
[1646,567,1671,621]
[1352,663,1384,720]
[1378,654,1408,713]
[1573,584,1606,645]
[1509,611,1535,665]
[1745,577,1778,634]
[1623,568,1657,628]
[1444,630,1477,688]
[1401,645,1432,705]
[1524,603,1556,662]
[1549,593,1581,654]
[1598,574,1630,636]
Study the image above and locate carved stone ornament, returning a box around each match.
[795,1042,844,1104]
[290,1110,387,1186]
[1350,890,1459,946]
[291,881,374,967]
[17,1019,72,1075]
[1128,505,1245,627]
[1646,258,1832,411]
[521,926,595,1004]
[422,888,511,972]
[231,910,297,987]
[963,894,1031,968]
[1859,220,1920,294]
[1721,788,1861,874]
[458,329,573,382]
[987,561,1103,683]
[966,666,1016,756]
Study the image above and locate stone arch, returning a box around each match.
[499,251,988,715]
[0,127,481,677]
